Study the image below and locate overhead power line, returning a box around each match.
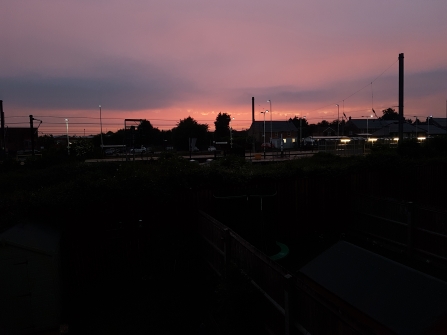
[309,59,399,114]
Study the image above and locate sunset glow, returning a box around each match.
[1,0,446,136]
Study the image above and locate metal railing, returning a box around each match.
[197,210,395,335]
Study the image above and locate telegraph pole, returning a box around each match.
[30,115,35,157]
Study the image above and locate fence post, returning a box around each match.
[223,228,231,278]
[407,202,414,259]
[284,273,294,335]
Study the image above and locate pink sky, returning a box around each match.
[1,0,447,135]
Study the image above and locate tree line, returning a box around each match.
[38,107,410,155]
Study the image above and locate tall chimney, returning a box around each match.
[252,97,255,123]
[398,53,404,142]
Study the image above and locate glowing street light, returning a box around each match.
[427,115,432,139]
[261,110,269,158]
[267,100,272,144]
[230,117,235,149]
[361,114,373,139]
[299,116,306,148]
[413,115,418,140]
[65,118,70,155]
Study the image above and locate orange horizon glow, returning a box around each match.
[2,1,447,137]
[26,98,446,137]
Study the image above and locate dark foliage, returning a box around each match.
[171,116,209,150]
[2,146,447,332]
[214,112,231,141]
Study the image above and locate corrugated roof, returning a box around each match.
[370,122,419,136]
[0,223,60,256]
[415,125,447,135]
[300,241,447,334]
[432,118,447,128]
[347,119,395,129]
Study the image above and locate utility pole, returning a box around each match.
[300,116,306,149]
[267,100,272,144]
[29,115,35,157]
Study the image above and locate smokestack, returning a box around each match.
[398,53,404,142]
[252,97,255,123]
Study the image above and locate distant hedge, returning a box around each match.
[1,145,447,230]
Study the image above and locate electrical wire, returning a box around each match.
[310,59,399,115]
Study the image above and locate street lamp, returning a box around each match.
[361,115,373,139]
[412,116,418,139]
[336,104,340,136]
[299,116,306,149]
[65,118,70,155]
[230,117,235,149]
[99,105,104,150]
[261,110,269,158]
[267,100,272,144]
[427,115,432,139]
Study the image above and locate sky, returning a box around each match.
[1,0,447,136]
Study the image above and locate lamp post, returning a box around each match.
[65,118,70,155]
[230,117,234,149]
[361,115,373,140]
[427,115,432,139]
[261,110,268,158]
[336,104,340,136]
[299,116,306,149]
[99,105,104,150]
[412,116,418,139]
[267,100,272,144]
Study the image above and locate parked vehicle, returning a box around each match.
[130,146,147,153]
[104,148,116,155]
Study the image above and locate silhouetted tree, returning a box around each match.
[289,116,309,138]
[289,116,309,129]
[318,120,331,128]
[380,108,399,120]
[38,134,56,150]
[408,117,420,124]
[103,129,125,146]
[155,130,172,149]
[172,116,209,150]
[214,112,231,141]
[137,120,155,146]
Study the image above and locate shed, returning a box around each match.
[0,223,61,334]
[300,241,447,334]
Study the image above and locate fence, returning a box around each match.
[197,210,395,335]
[315,139,365,156]
[350,195,447,275]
